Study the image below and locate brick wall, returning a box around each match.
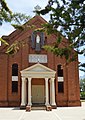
[0,15,81,107]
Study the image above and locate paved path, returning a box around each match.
[0,102,85,120]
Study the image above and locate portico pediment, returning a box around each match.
[20,63,56,78]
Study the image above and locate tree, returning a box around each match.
[0,0,30,25]
[36,0,85,71]
[80,78,85,98]
[0,0,31,53]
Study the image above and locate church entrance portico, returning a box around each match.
[20,63,56,111]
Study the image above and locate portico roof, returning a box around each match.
[20,63,56,78]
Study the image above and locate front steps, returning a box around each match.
[31,103,46,110]
[32,106,46,110]
[25,104,53,111]
[22,103,56,111]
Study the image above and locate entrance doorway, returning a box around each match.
[32,85,45,104]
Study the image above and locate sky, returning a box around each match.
[0,0,85,77]
[0,0,49,37]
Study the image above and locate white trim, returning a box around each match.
[0,41,1,46]
[12,76,18,81]
[58,77,64,82]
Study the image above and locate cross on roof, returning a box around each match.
[34,5,41,15]
[34,5,41,11]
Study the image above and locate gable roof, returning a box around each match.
[1,15,69,50]
[6,15,47,38]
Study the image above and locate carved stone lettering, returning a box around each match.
[29,54,47,63]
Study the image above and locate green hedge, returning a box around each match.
[80,92,85,98]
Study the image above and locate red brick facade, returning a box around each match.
[0,15,81,107]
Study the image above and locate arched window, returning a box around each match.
[12,64,18,93]
[12,64,18,76]
[57,64,64,93]
[57,65,63,77]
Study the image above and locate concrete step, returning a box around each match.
[32,106,46,110]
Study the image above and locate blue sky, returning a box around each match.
[0,0,85,77]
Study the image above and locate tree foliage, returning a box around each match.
[0,0,85,71]
[37,0,85,68]
[0,0,30,26]
[80,78,85,98]
[0,0,31,53]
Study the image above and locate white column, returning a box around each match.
[45,78,49,105]
[24,79,27,105]
[50,79,52,105]
[28,78,32,106]
[21,77,26,106]
[51,78,56,106]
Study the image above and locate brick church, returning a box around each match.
[0,15,81,110]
